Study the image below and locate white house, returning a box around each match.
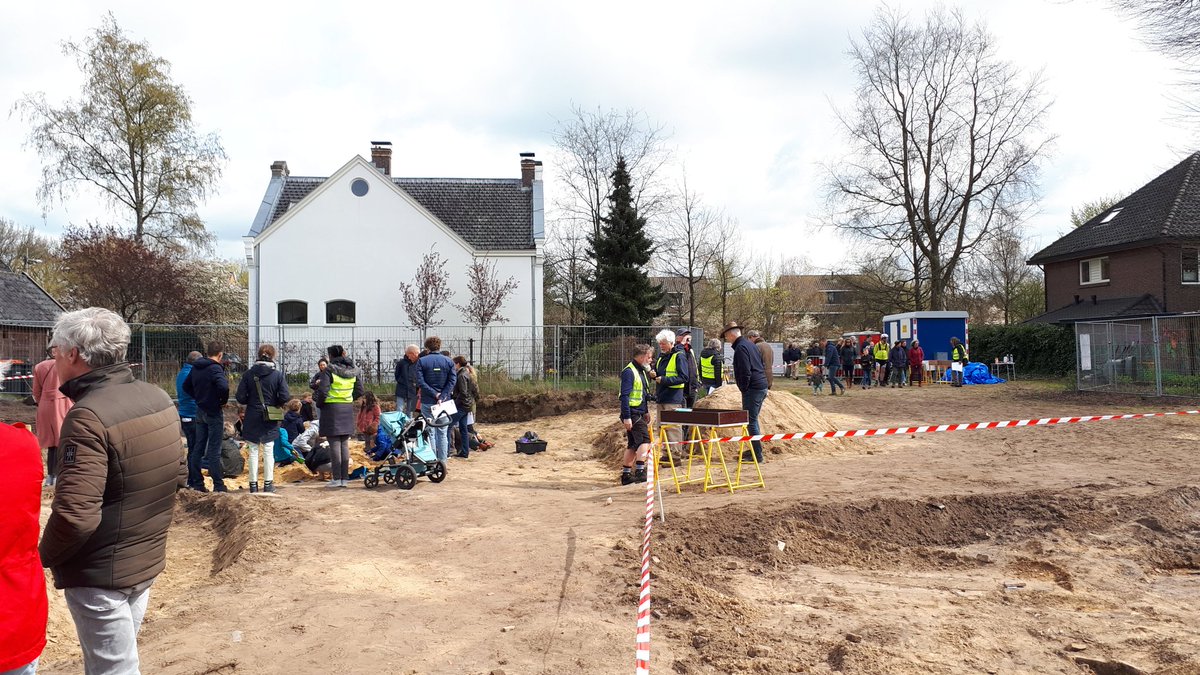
[242,142,545,369]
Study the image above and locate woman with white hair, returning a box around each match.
[653,329,690,453]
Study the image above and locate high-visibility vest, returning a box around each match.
[699,354,717,381]
[951,344,968,362]
[873,342,890,361]
[662,352,685,389]
[622,363,648,409]
[326,371,356,404]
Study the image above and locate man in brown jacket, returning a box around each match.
[40,307,184,674]
[746,330,775,389]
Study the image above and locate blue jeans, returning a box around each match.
[195,409,226,491]
[741,388,768,462]
[861,368,872,388]
[64,579,153,675]
[181,418,202,488]
[826,367,845,393]
[420,403,450,462]
[453,410,470,457]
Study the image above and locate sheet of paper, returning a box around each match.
[951,362,963,372]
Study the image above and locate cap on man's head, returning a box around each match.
[678,329,691,337]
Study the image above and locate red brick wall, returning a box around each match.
[1044,245,1200,314]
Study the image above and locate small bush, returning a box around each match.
[969,323,1075,377]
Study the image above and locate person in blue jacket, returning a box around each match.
[823,338,846,396]
[416,335,457,463]
[722,322,769,463]
[175,351,202,487]
[183,342,231,492]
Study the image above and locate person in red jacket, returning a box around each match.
[0,421,48,674]
[908,339,926,387]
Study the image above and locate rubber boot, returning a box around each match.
[249,481,258,494]
[263,481,275,494]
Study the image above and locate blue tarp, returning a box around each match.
[941,361,1006,385]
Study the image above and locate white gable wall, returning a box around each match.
[249,157,541,331]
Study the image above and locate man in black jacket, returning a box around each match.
[722,322,768,463]
[394,344,419,414]
[182,341,230,492]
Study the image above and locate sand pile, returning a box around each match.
[695,388,863,456]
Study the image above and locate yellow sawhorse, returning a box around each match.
[657,422,766,494]
[700,422,765,493]
[656,423,707,493]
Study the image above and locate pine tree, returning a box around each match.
[585,158,663,326]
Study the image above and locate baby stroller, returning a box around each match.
[362,410,448,489]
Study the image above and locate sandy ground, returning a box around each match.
[30,381,1200,674]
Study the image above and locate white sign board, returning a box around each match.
[899,319,911,339]
[1079,333,1092,371]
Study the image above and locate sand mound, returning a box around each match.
[590,421,628,469]
[695,387,862,455]
[176,491,265,574]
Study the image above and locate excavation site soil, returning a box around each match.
[30,381,1200,674]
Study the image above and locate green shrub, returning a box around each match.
[969,324,1075,377]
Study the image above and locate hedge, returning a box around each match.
[968,323,1075,377]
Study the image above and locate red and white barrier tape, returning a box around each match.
[1,362,143,382]
[635,459,655,675]
[664,409,1200,445]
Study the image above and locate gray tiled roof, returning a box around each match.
[1029,151,1200,264]
[1026,294,1164,325]
[266,176,534,251]
[0,269,64,323]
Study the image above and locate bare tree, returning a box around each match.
[827,7,1053,310]
[1109,1,1200,127]
[398,248,452,339]
[453,258,519,363]
[543,221,590,325]
[656,173,722,327]
[551,104,673,244]
[14,14,225,251]
[966,226,1041,324]
[705,221,751,327]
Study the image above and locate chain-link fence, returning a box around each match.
[1076,315,1200,397]
[3,322,705,397]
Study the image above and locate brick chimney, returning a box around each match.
[370,141,392,176]
[270,161,289,178]
[520,152,539,188]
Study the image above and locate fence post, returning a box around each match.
[140,324,147,380]
[376,338,382,383]
[554,326,560,390]
[469,337,475,364]
[1153,316,1163,397]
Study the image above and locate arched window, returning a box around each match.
[325,300,356,324]
[277,300,308,325]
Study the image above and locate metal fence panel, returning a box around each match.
[1152,315,1200,397]
[3,322,705,397]
[1075,319,1156,395]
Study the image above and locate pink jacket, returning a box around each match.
[32,359,72,449]
[356,403,381,434]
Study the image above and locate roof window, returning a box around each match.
[1099,208,1122,225]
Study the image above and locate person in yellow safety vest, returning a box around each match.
[950,337,968,387]
[653,329,691,461]
[698,338,723,394]
[872,336,891,387]
[619,344,655,485]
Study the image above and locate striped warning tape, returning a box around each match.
[635,458,655,675]
[664,409,1200,445]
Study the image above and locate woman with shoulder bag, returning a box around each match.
[235,344,291,493]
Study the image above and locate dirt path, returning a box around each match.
[35,382,1200,674]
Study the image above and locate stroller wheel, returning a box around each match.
[395,464,417,490]
[427,461,447,484]
[383,471,395,484]
[364,473,380,489]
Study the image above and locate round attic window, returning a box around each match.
[350,178,369,197]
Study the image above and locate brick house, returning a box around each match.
[1028,151,1200,324]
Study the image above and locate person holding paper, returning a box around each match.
[950,337,968,387]
[313,345,363,487]
[416,336,457,463]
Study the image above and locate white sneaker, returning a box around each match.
[339,479,349,488]
[326,480,340,489]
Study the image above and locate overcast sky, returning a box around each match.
[1,0,1195,271]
